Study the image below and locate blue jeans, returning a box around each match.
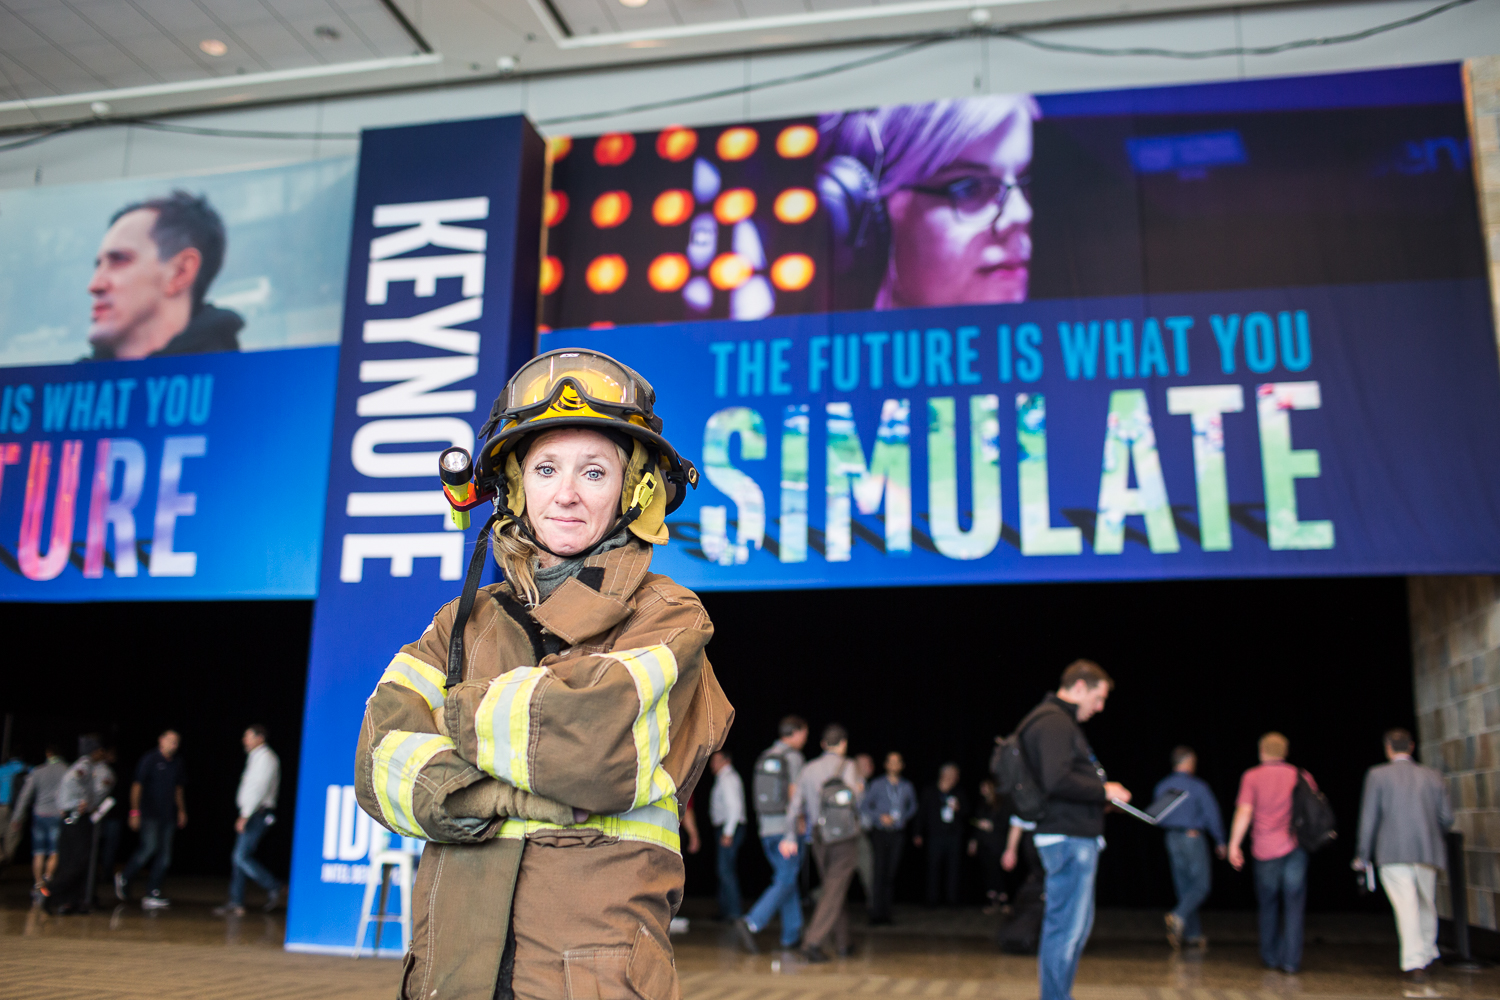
[716,825,745,919]
[31,815,60,857]
[744,835,803,946]
[228,809,280,906]
[122,817,175,895]
[1164,829,1212,941]
[1036,836,1100,1000]
[1254,848,1307,971]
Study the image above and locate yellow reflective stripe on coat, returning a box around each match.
[371,730,452,840]
[378,652,447,710]
[496,798,681,853]
[603,644,679,809]
[474,666,547,791]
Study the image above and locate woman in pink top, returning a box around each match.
[1228,732,1317,974]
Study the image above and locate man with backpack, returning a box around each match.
[1002,660,1130,1000]
[996,665,1128,1000]
[784,723,863,963]
[734,716,809,953]
[1228,732,1324,974]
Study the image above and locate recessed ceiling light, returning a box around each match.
[199,38,228,56]
[619,0,648,7]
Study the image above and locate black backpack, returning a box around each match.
[1291,770,1337,853]
[753,746,792,816]
[992,703,1062,824]
[816,776,861,844]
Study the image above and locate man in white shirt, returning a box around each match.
[709,750,747,920]
[213,725,281,917]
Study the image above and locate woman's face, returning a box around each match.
[884,111,1034,307]
[522,427,625,561]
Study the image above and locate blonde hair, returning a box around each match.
[494,434,630,606]
[1259,732,1289,759]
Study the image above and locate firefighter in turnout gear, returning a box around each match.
[355,349,732,999]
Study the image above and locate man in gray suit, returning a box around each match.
[1355,728,1453,983]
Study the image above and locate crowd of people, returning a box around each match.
[0,724,285,918]
[702,660,1454,996]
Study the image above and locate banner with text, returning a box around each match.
[286,114,544,954]
[0,159,354,598]
[539,64,1500,588]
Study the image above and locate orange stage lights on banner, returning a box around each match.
[591,191,632,228]
[586,254,628,293]
[593,132,636,166]
[770,253,815,291]
[652,190,694,227]
[714,189,756,224]
[540,255,563,295]
[773,188,817,224]
[717,128,758,161]
[546,135,572,163]
[544,190,568,227]
[776,125,818,158]
[648,253,691,292]
[709,253,753,290]
[657,127,698,162]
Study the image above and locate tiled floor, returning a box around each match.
[3,874,1497,999]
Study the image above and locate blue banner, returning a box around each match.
[541,278,1500,589]
[0,347,336,599]
[286,114,543,954]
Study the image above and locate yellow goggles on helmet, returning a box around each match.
[501,351,655,427]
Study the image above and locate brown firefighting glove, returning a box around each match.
[446,780,577,826]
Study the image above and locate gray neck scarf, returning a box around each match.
[533,530,633,603]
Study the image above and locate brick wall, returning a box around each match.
[1407,56,1500,933]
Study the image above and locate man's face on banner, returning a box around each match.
[88,208,196,351]
[886,109,1033,308]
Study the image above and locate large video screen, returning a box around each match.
[540,64,1500,589]
[0,159,351,598]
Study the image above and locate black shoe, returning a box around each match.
[801,944,830,964]
[731,918,759,954]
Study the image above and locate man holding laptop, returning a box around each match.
[1018,660,1131,1000]
[1153,746,1227,951]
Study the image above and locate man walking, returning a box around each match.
[708,749,747,921]
[116,729,187,910]
[49,735,112,913]
[214,725,281,917]
[1153,746,1226,950]
[1020,660,1131,1000]
[860,751,917,925]
[1355,728,1452,984]
[1228,732,1317,974]
[915,763,968,906]
[9,744,67,897]
[785,723,863,962]
[734,716,808,953]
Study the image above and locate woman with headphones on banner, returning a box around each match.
[355,349,731,999]
[816,95,1040,311]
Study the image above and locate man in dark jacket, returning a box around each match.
[915,763,968,906]
[1019,660,1130,1000]
[87,190,243,360]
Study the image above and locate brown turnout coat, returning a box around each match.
[355,539,732,999]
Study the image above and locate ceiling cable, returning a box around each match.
[0,0,1481,152]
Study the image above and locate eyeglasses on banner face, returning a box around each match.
[903,174,1033,221]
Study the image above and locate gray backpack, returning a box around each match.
[817,777,861,844]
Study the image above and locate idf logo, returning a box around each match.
[320,784,372,883]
